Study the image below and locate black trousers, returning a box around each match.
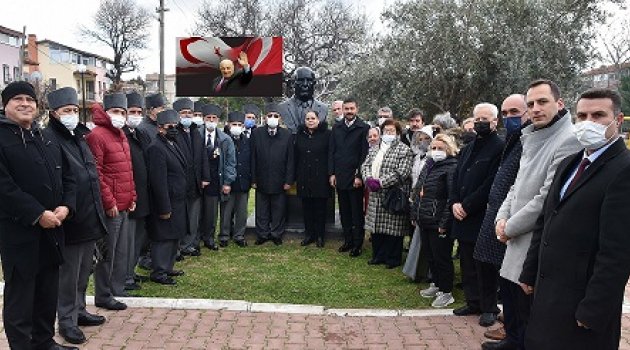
[371,234,404,266]
[421,228,454,293]
[337,188,365,249]
[150,239,178,279]
[3,263,59,350]
[477,259,500,315]
[301,197,327,241]
[500,277,531,350]
[460,241,501,313]
[255,191,286,239]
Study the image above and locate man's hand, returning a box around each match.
[329,175,336,188]
[39,210,61,229]
[159,212,171,220]
[519,283,534,295]
[577,320,589,329]
[53,206,70,222]
[223,185,232,195]
[452,203,467,221]
[202,181,210,188]
[129,202,136,212]
[238,51,249,68]
[106,206,119,218]
[353,177,363,188]
[283,184,291,191]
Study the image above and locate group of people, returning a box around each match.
[0,76,629,350]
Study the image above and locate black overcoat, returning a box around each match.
[123,125,151,219]
[294,123,332,198]
[250,126,295,194]
[328,118,369,190]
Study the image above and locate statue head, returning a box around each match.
[293,67,316,102]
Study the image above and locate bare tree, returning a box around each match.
[599,16,630,69]
[79,0,151,84]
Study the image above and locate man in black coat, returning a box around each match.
[0,81,77,350]
[137,93,166,142]
[123,91,152,290]
[328,97,369,257]
[519,89,630,350]
[251,103,295,245]
[401,108,425,146]
[146,110,188,285]
[211,53,253,94]
[44,87,108,345]
[450,103,504,318]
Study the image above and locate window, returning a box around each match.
[49,78,57,90]
[3,65,9,84]
[13,67,19,81]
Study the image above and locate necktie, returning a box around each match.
[567,158,591,192]
[215,78,224,92]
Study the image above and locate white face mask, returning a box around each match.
[192,116,204,126]
[108,113,126,129]
[127,115,143,129]
[205,121,217,130]
[230,125,243,137]
[378,117,388,126]
[430,150,447,162]
[60,113,79,131]
[573,119,615,150]
[335,116,343,122]
[267,117,279,128]
[381,134,396,144]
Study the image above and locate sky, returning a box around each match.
[0,0,391,80]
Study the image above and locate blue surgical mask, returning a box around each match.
[504,116,522,134]
[180,117,193,128]
[244,119,256,129]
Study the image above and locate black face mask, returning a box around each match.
[461,131,477,144]
[474,121,492,137]
[165,127,179,140]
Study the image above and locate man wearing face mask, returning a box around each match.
[173,98,210,257]
[199,104,236,249]
[461,118,476,146]
[278,67,328,134]
[137,93,166,141]
[146,109,188,285]
[251,103,295,245]
[487,80,581,350]
[44,87,107,345]
[122,92,152,292]
[402,108,425,146]
[450,102,504,323]
[242,103,260,138]
[473,95,529,343]
[221,111,251,247]
[518,88,630,350]
[86,94,136,311]
[192,100,205,129]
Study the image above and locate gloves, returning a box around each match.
[365,177,382,192]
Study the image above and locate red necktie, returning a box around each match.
[567,158,591,192]
[215,78,224,92]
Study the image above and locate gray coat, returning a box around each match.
[362,140,413,237]
[497,111,581,283]
[137,116,158,141]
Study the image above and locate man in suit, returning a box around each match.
[211,52,253,94]
[328,97,370,257]
[242,103,260,138]
[0,82,78,350]
[137,93,166,142]
[278,67,328,134]
[518,88,630,350]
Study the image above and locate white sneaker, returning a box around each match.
[420,283,439,298]
[431,292,454,308]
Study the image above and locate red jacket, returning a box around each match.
[86,104,136,211]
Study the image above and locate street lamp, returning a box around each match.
[77,63,87,123]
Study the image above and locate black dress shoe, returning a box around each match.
[481,339,518,350]
[349,248,362,257]
[151,275,177,285]
[180,247,195,256]
[254,237,268,245]
[453,305,481,316]
[479,312,497,327]
[59,326,86,344]
[338,243,352,252]
[95,299,127,311]
[167,269,185,277]
[77,312,106,326]
[189,248,201,256]
[235,240,248,247]
[219,240,229,247]
[204,241,219,250]
[367,259,383,265]
[124,281,141,291]
[175,253,185,261]
[301,237,315,246]
[272,237,283,246]
[316,237,324,248]
[47,342,80,350]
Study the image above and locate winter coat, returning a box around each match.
[146,135,188,241]
[0,112,76,280]
[137,116,158,141]
[362,139,413,236]
[85,105,136,212]
[43,117,107,244]
[497,112,581,283]
[123,126,151,219]
[294,123,332,198]
[329,118,370,190]
[519,138,630,350]
[175,124,210,199]
[229,133,252,193]
[450,132,504,243]
[251,126,295,194]
[410,156,457,231]
[203,128,236,190]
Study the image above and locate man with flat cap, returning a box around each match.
[44,87,108,345]
[146,109,188,285]
[278,67,328,134]
[242,103,260,138]
[199,104,236,249]
[86,93,136,311]
[123,91,152,291]
[251,103,295,245]
[137,93,166,141]
[173,98,209,256]
[0,81,77,350]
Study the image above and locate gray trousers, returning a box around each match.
[126,216,148,284]
[255,191,286,239]
[199,194,219,245]
[180,196,202,250]
[58,241,95,330]
[220,191,249,242]
[150,239,178,279]
[94,211,129,304]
